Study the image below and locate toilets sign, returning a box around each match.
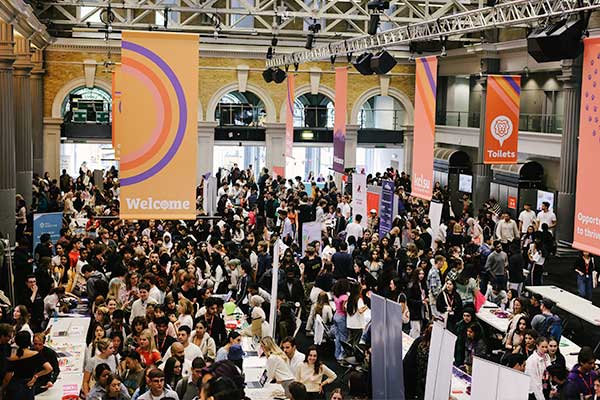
[484,75,521,164]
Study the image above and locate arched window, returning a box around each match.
[358,95,405,130]
[294,93,334,128]
[61,86,112,124]
[215,90,266,126]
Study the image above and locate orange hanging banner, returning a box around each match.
[483,75,521,164]
[412,56,438,201]
[111,66,121,160]
[119,31,198,220]
[573,37,600,254]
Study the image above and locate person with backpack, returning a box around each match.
[175,357,205,400]
[531,299,562,342]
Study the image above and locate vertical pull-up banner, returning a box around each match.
[285,74,295,159]
[412,56,437,200]
[111,66,121,160]
[120,31,198,219]
[483,75,521,164]
[333,67,348,173]
[574,37,600,254]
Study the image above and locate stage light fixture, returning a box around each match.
[266,46,273,60]
[305,21,321,50]
[368,14,380,35]
[273,67,287,83]
[370,50,396,74]
[353,52,374,75]
[262,68,274,83]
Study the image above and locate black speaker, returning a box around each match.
[370,50,397,74]
[262,69,273,83]
[527,19,584,63]
[409,40,443,54]
[353,53,373,75]
[273,68,287,83]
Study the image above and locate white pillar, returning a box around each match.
[265,122,286,174]
[43,118,62,180]
[198,121,217,181]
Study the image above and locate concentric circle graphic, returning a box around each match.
[120,40,188,186]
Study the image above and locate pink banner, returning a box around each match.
[412,56,438,201]
[285,74,295,158]
[333,67,347,173]
[574,37,600,254]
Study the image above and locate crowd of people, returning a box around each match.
[0,162,599,400]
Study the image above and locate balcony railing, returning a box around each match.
[358,109,404,130]
[216,103,265,127]
[437,111,563,134]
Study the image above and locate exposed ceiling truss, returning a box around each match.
[266,0,600,67]
[34,0,484,38]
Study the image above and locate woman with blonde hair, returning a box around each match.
[82,338,118,397]
[136,329,161,367]
[259,336,295,397]
[176,298,194,330]
[107,278,127,307]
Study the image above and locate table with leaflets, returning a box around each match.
[36,315,90,400]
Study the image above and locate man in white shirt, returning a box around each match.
[129,283,157,324]
[281,336,305,376]
[144,273,164,304]
[162,326,202,376]
[495,212,520,246]
[339,195,352,220]
[518,203,537,233]
[346,214,364,243]
[537,201,557,233]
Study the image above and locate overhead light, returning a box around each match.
[353,52,374,75]
[305,21,321,50]
[368,14,380,35]
[370,50,396,74]
[301,130,314,140]
[273,67,287,83]
[367,0,390,11]
[262,68,274,83]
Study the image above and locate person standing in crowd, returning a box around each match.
[332,279,349,361]
[537,201,557,233]
[525,336,551,400]
[2,331,53,400]
[574,251,597,301]
[137,368,179,400]
[518,203,537,234]
[295,346,338,400]
[485,241,509,291]
[495,212,519,251]
[564,347,598,399]
[281,336,305,376]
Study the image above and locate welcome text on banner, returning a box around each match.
[484,75,521,164]
[412,56,437,201]
[119,31,198,220]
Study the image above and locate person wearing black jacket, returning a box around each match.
[201,297,227,347]
[32,333,59,394]
[508,241,525,295]
[281,270,304,304]
[332,243,352,279]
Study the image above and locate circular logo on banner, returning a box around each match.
[490,115,513,146]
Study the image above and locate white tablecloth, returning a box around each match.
[36,316,90,399]
[241,337,286,399]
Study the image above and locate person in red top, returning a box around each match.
[136,329,161,367]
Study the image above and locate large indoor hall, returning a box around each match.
[2,0,600,399]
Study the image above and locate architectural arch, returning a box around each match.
[206,83,277,123]
[350,87,414,126]
[51,77,112,118]
[279,84,336,123]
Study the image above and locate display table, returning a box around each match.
[241,337,286,399]
[476,301,581,369]
[36,316,90,399]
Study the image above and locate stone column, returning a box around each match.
[403,125,413,176]
[31,48,44,176]
[555,58,582,243]
[264,122,286,174]
[13,36,33,206]
[43,118,62,180]
[197,121,217,182]
[0,22,16,244]
[472,57,500,212]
